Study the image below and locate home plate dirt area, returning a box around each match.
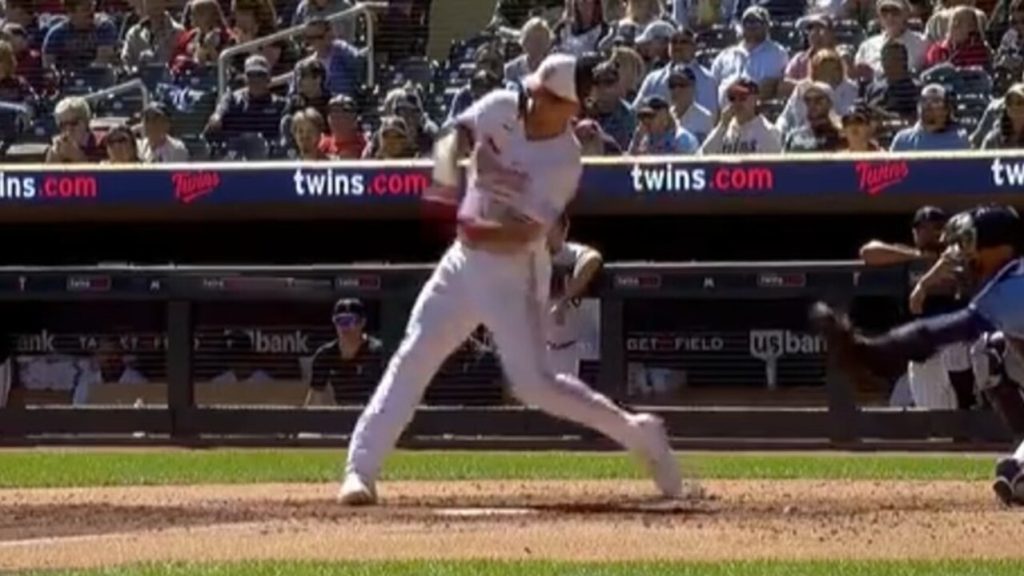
[1,480,1022,571]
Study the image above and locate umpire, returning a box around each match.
[304,298,383,406]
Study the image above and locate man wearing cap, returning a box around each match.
[205,55,286,141]
[339,54,683,506]
[860,207,976,411]
[839,106,881,152]
[710,6,788,102]
[700,78,782,154]
[854,0,928,81]
[667,64,713,143]
[41,0,118,71]
[319,94,365,159]
[781,81,843,152]
[504,17,553,85]
[634,20,675,69]
[816,204,1024,506]
[589,60,636,150]
[301,17,365,98]
[305,298,384,407]
[633,26,718,116]
[785,13,837,81]
[139,103,188,163]
[890,83,970,151]
[629,94,699,154]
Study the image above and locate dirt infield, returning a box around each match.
[1,480,1022,571]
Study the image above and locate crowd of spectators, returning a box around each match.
[2,0,1024,163]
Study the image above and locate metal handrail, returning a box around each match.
[82,78,150,109]
[217,1,385,97]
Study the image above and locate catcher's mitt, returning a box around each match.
[809,302,891,393]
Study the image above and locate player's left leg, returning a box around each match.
[471,248,682,499]
[973,332,1024,505]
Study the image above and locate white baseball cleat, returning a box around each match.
[630,413,683,499]
[338,473,377,506]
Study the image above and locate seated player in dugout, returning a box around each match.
[859,206,976,410]
[547,212,603,379]
[816,204,1024,506]
[304,298,383,406]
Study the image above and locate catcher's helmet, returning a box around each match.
[942,204,1022,259]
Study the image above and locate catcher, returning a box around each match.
[813,204,1024,506]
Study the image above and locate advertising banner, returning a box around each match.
[2,153,1023,214]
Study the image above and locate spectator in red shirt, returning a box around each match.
[0,40,37,113]
[318,94,365,159]
[291,108,329,160]
[925,5,991,69]
[171,0,234,74]
[2,23,48,96]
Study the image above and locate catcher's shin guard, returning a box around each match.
[975,333,1024,436]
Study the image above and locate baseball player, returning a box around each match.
[339,53,682,506]
[860,206,976,410]
[547,212,603,378]
[814,205,1024,506]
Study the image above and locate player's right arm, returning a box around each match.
[426,124,474,204]
[859,240,923,266]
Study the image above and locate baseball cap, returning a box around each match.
[668,64,697,84]
[1007,82,1024,100]
[797,12,834,29]
[802,81,834,101]
[741,6,771,25]
[913,205,948,227]
[636,20,676,44]
[244,55,270,75]
[920,83,947,100]
[332,298,366,328]
[636,95,670,114]
[877,0,909,11]
[524,53,593,104]
[970,205,1022,250]
[328,94,358,113]
[726,77,759,99]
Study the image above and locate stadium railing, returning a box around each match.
[0,262,1011,449]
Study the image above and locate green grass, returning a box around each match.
[0,450,999,488]
[21,560,1024,576]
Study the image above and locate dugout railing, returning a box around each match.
[0,262,1012,449]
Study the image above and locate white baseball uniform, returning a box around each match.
[346,90,646,481]
[548,241,592,378]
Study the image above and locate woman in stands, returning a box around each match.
[232,0,278,43]
[925,5,992,69]
[44,96,103,163]
[0,40,37,117]
[838,105,883,152]
[776,49,857,138]
[291,108,330,160]
[609,45,645,101]
[981,82,1024,148]
[366,115,415,159]
[282,58,330,137]
[617,0,665,36]
[172,0,235,73]
[552,0,611,57]
[504,17,553,85]
[102,125,141,164]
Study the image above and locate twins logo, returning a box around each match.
[749,330,827,389]
[172,172,221,204]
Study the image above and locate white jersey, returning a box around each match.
[455,90,582,228]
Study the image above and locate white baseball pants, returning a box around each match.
[346,240,640,481]
[907,343,970,410]
[548,344,581,378]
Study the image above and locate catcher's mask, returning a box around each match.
[941,205,1022,289]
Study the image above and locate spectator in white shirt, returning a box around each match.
[504,17,553,85]
[667,65,714,143]
[711,6,789,102]
[634,19,675,69]
[776,48,858,137]
[552,0,611,57]
[633,26,718,114]
[854,0,929,81]
[701,78,783,154]
[139,103,189,163]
